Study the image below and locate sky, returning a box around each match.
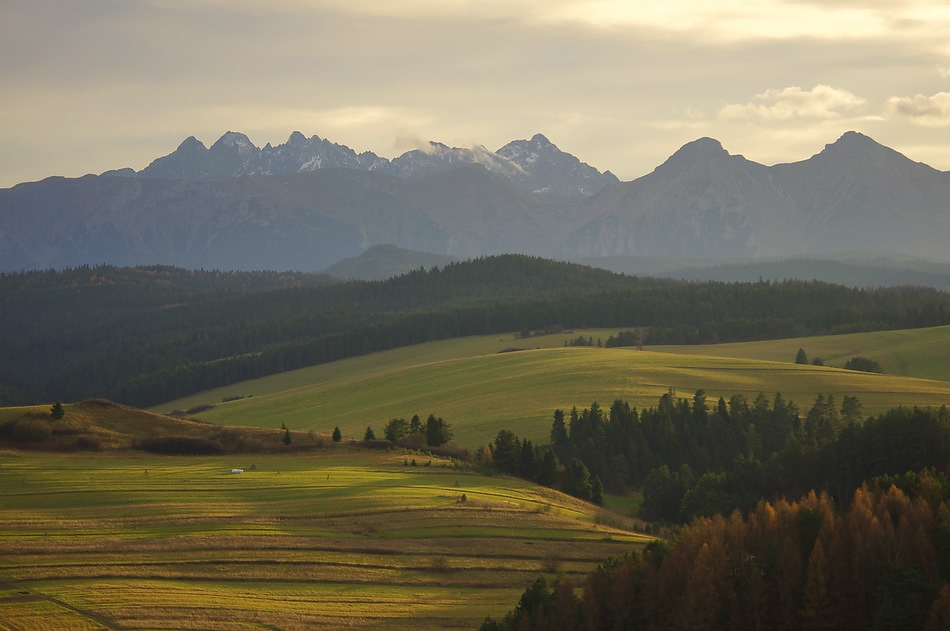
[2,0,950,188]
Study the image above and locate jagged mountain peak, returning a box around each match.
[651,137,732,177]
[287,130,308,144]
[529,132,553,146]
[138,129,616,197]
[211,131,257,153]
[178,136,207,152]
[815,130,912,166]
[495,133,618,198]
[778,130,936,181]
[672,137,727,158]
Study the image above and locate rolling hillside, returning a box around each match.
[153,326,950,448]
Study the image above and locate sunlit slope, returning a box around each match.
[653,324,950,382]
[0,451,646,631]
[155,338,950,448]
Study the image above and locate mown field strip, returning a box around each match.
[0,451,647,630]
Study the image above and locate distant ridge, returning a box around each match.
[579,254,950,291]
[324,244,459,281]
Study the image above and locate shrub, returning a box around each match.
[361,439,393,450]
[74,434,101,451]
[2,419,53,443]
[184,404,215,415]
[135,436,224,455]
[844,356,884,373]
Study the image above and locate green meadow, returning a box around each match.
[653,324,950,382]
[154,326,950,448]
[0,450,647,630]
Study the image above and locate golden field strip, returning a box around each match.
[155,326,950,447]
[0,451,647,630]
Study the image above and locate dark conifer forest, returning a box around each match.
[480,388,950,630]
[3,255,950,407]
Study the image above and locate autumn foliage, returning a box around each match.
[482,473,950,630]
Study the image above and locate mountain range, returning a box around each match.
[112,130,618,200]
[1,131,948,272]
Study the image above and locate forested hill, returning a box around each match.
[2,256,950,409]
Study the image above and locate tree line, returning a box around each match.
[549,390,950,525]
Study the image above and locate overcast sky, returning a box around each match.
[2,0,950,188]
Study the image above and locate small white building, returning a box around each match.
[231,468,244,474]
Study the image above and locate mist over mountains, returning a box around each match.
[1,131,948,272]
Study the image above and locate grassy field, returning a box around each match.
[652,324,950,382]
[153,326,950,448]
[0,450,647,630]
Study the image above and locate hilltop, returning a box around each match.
[0,398,331,453]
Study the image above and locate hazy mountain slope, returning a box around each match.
[402,165,569,256]
[566,138,802,258]
[323,244,459,280]
[0,166,555,271]
[770,132,950,259]
[565,133,950,261]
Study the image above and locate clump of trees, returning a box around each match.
[480,427,602,505]
[481,471,950,631]
[383,414,453,448]
[604,329,643,349]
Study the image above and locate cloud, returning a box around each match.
[885,92,950,126]
[719,85,868,122]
